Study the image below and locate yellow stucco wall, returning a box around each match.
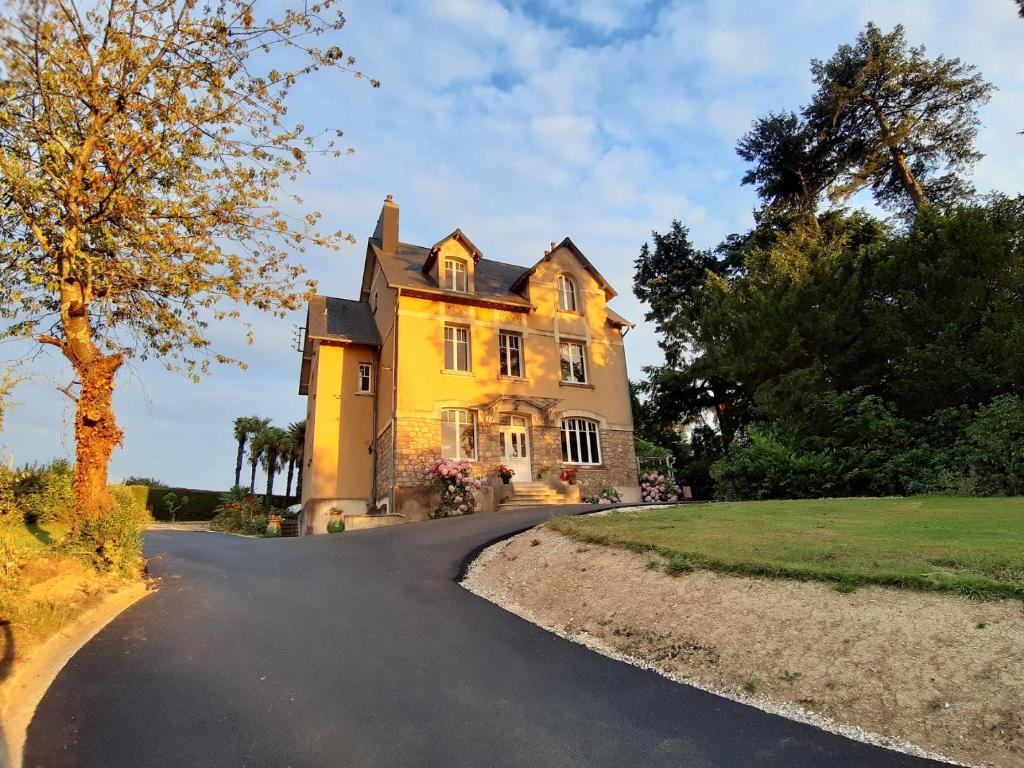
[302,341,375,505]
[394,240,633,429]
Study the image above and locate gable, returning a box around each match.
[509,237,617,300]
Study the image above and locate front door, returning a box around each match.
[499,416,531,482]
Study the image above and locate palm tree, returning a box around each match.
[247,419,272,492]
[233,416,269,488]
[255,426,290,500]
[285,420,306,500]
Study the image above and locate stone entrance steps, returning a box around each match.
[497,481,569,510]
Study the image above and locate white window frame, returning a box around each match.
[441,408,477,461]
[561,418,601,465]
[443,258,468,292]
[357,363,372,393]
[557,274,577,312]
[559,341,587,384]
[444,325,471,372]
[498,331,523,378]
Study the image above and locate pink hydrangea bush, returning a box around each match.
[640,472,682,503]
[582,488,622,505]
[424,459,485,518]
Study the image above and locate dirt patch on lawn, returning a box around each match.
[463,526,1024,768]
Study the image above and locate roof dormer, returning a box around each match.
[422,229,483,294]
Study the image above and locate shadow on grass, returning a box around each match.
[26,523,55,547]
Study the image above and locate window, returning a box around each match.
[444,325,471,371]
[557,275,577,312]
[442,409,477,460]
[559,341,587,384]
[357,363,372,393]
[443,258,468,292]
[499,332,523,378]
[561,418,601,465]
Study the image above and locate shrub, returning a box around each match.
[209,491,267,535]
[129,485,223,521]
[583,488,622,505]
[640,471,683,503]
[423,459,484,518]
[953,395,1024,495]
[81,485,150,576]
[13,459,74,524]
[711,428,836,501]
[634,439,671,458]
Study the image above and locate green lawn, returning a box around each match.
[549,496,1024,598]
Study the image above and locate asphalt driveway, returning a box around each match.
[25,507,951,767]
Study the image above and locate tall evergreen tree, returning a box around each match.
[806,23,993,213]
[737,112,833,216]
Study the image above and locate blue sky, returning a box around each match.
[2,0,1022,489]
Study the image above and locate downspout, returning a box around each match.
[390,288,401,515]
[369,346,378,510]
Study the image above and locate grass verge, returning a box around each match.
[549,496,1024,598]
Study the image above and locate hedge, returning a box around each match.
[126,485,224,521]
[125,486,299,521]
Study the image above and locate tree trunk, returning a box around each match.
[249,459,258,493]
[48,274,124,536]
[71,352,124,529]
[296,461,303,502]
[234,437,246,488]
[870,102,925,210]
[285,458,295,499]
[265,449,277,500]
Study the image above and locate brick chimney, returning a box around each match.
[373,194,399,253]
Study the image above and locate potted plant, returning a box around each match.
[327,506,345,533]
[559,467,579,485]
[497,465,515,484]
[265,512,282,536]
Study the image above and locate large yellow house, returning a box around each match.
[297,196,639,533]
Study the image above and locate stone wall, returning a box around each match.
[391,416,639,505]
[570,428,639,499]
[374,422,395,509]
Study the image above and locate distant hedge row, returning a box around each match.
[126,485,223,521]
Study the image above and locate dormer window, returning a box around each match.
[557,274,577,312]
[444,258,468,292]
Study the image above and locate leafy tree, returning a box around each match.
[233,416,269,489]
[0,0,377,532]
[0,365,21,433]
[806,22,993,213]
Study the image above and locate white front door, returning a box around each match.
[499,416,531,482]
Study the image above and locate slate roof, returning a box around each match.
[307,295,380,346]
[369,240,534,309]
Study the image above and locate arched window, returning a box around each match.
[560,418,600,465]
[557,274,577,312]
[444,258,468,292]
